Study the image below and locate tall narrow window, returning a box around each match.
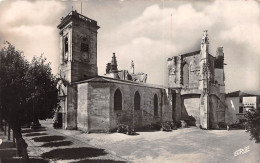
[134,91,140,110]
[183,63,189,87]
[64,37,69,62]
[154,94,158,116]
[64,37,68,53]
[114,89,122,111]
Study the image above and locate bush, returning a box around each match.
[245,109,260,143]
[218,122,227,129]
[173,120,182,128]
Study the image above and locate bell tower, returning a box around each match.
[57,10,100,130]
[57,10,100,83]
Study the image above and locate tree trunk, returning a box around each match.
[0,117,3,131]
[8,124,11,140]
[4,120,6,135]
[13,126,30,163]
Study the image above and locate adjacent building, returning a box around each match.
[225,91,260,124]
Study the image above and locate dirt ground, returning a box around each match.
[74,127,260,163]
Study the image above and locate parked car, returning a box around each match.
[30,120,41,129]
[117,124,135,135]
[165,121,177,130]
[150,122,172,131]
[160,122,172,131]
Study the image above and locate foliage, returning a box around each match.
[245,108,260,143]
[0,41,58,127]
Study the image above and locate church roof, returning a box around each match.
[73,76,167,89]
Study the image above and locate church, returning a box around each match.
[56,10,226,132]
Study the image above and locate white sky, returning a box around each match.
[0,0,259,93]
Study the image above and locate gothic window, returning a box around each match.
[134,91,140,110]
[183,63,189,87]
[64,37,68,62]
[154,94,158,116]
[114,89,122,111]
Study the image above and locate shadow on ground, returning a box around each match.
[42,147,107,160]
[0,149,16,159]
[22,127,46,134]
[41,141,73,147]
[32,136,65,142]
[24,133,47,137]
[0,142,15,149]
[72,159,126,163]
[1,158,49,163]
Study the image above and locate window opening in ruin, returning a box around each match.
[114,89,122,111]
[64,37,68,53]
[154,94,158,116]
[134,91,140,110]
[239,106,243,113]
[183,63,189,87]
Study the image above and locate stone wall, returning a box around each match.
[71,18,98,82]
[76,80,172,132]
[66,85,78,129]
[109,83,172,130]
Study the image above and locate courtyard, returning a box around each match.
[43,120,260,163]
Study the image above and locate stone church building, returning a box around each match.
[56,10,226,132]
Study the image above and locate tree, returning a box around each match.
[0,42,58,162]
[245,108,260,143]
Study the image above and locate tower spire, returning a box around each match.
[131,60,134,74]
[111,53,118,73]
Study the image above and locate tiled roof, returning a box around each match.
[73,76,168,89]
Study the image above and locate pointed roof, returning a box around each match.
[111,53,117,65]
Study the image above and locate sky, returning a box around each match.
[0,0,259,93]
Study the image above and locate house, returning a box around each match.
[225,91,260,124]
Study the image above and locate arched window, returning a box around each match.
[114,89,122,111]
[154,94,158,116]
[134,91,140,110]
[183,63,189,87]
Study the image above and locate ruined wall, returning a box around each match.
[182,95,201,125]
[168,52,201,89]
[208,54,215,83]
